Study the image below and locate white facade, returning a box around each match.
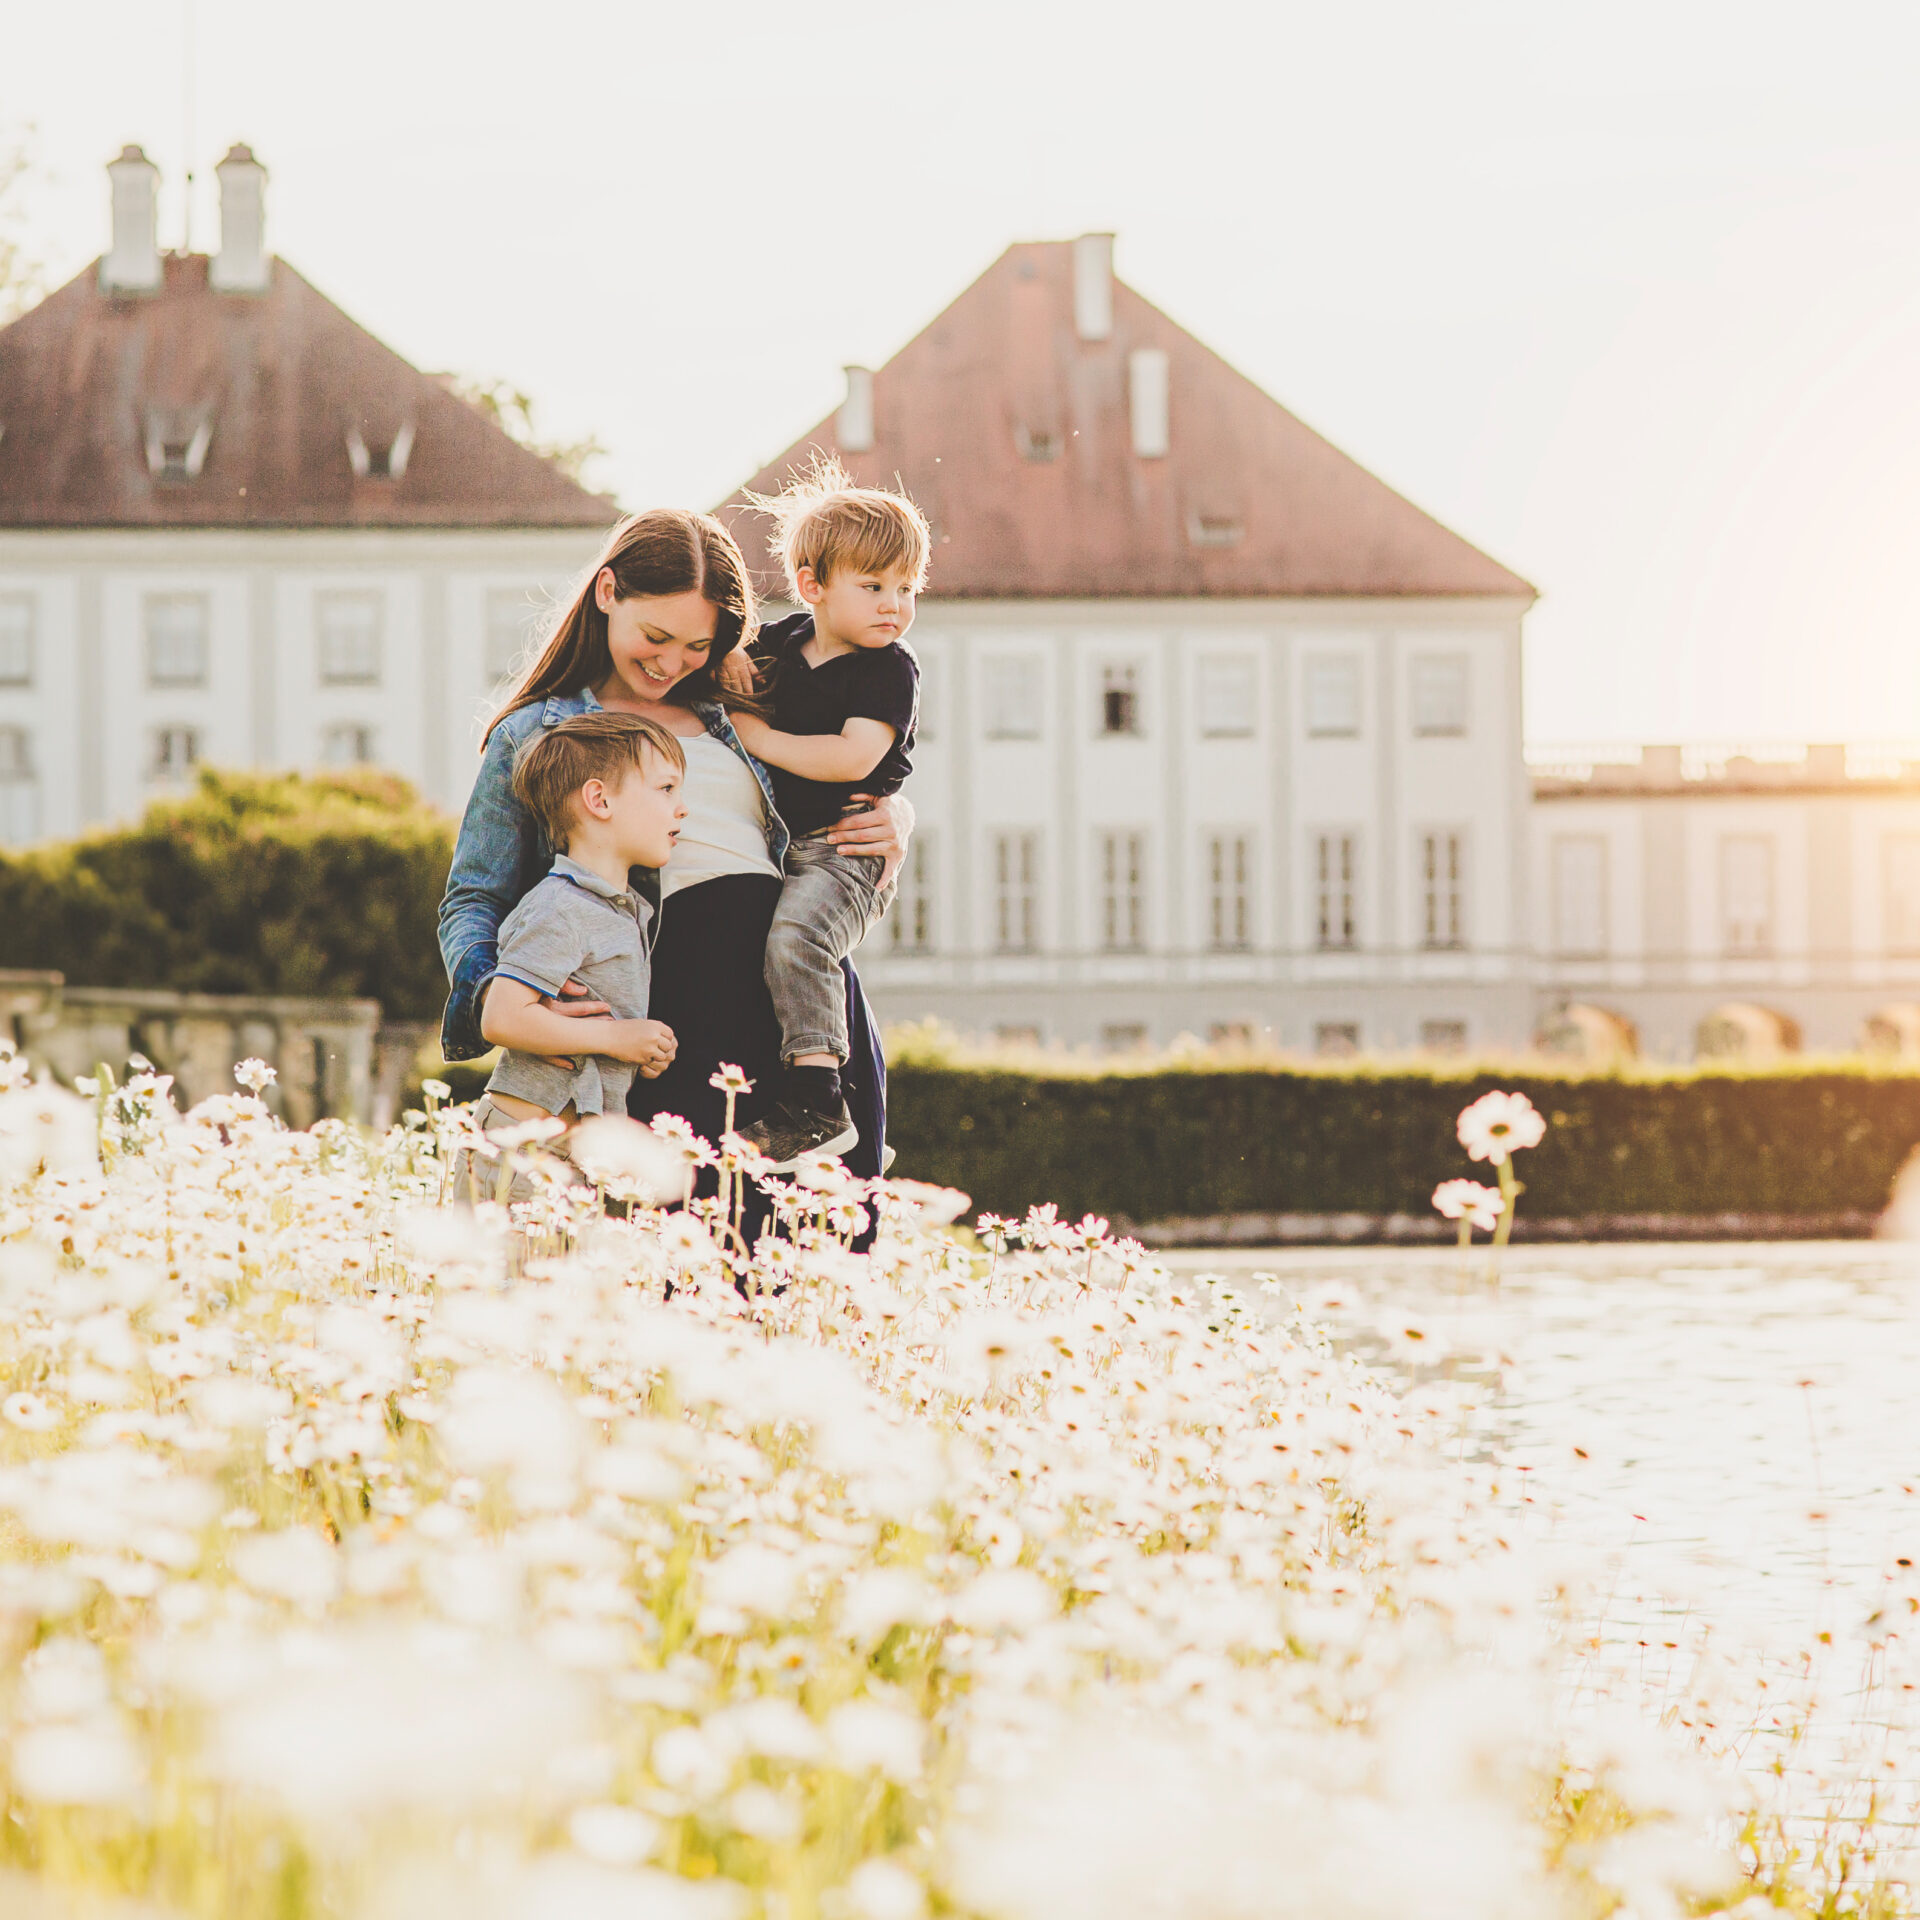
[858,717,1920,1059]
[0,528,601,833]
[853,596,1535,1054]
[1531,747,1920,1057]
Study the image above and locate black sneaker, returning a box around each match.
[742,1098,859,1171]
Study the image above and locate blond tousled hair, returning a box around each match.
[512,711,685,851]
[747,456,931,602]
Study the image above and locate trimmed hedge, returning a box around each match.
[0,770,455,1022]
[884,1060,1920,1224]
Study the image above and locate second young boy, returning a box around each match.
[475,711,687,1162]
[723,466,929,1166]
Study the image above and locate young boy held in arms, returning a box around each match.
[722,465,928,1167]
[475,712,687,1160]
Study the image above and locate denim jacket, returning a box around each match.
[437,686,790,1061]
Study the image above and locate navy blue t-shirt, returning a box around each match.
[756,612,919,838]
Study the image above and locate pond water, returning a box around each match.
[1166,1240,1920,1850]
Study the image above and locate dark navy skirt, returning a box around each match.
[626,873,887,1234]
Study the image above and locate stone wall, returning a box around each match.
[0,968,425,1127]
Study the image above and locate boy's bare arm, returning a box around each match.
[481,978,676,1074]
[730,711,896,783]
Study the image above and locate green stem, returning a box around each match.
[1492,1160,1523,1249]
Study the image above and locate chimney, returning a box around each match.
[1073,232,1113,341]
[210,144,270,293]
[838,366,874,453]
[1129,348,1169,458]
[100,145,162,295]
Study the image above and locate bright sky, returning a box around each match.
[10,0,1920,747]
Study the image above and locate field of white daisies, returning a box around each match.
[0,1049,1865,1919]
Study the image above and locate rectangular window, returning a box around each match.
[318,592,382,686]
[983,656,1043,739]
[993,1024,1042,1048]
[1196,655,1256,737]
[1314,1021,1360,1057]
[1552,834,1608,957]
[993,831,1040,952]
[889,835,935,953]
[1420,1019,1468,1054]
[1209,1021,1255,1049]
[1100,1023,1149,1053]
[1721,835,1775,956]
[1410,654,1469,736]
[151,725,201,781]
[1099,662,1141,736]
[1303,656,1360,737]
[1099,830,1146,951]
[0,595,34,688]
[1314,832,1357,950]
[1419,830,1466,950]
[146,594,210,689]
[1888,835,1920,954]
[322,722,376,767]
[485,588,537,685]
[1206,831,1252,951]
[0,725,37,846]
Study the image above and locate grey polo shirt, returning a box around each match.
[484,853,653,1118]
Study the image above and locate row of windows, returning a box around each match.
[0,723,379,840]
[1550,832,1920,958]
[138,723,377,778]
[0,593,1475,735]
[0,591,386,692]
[974,651,1472,741]
[993,1018,1474,1057]
[885,829,1470,957]
[0,589,550,695]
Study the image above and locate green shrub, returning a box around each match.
[885,1058,1920,1223]
[0,769,454,1021]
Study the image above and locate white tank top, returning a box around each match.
[660,733,781,900]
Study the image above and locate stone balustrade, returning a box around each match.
[0,969,432,1128]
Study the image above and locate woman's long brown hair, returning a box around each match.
[483,508,760,746]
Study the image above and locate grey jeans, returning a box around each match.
[765,836,891,1065]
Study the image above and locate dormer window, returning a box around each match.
[145,412,213,483]
[1188,513,1244,548]
[346,423,414,481]
[1014,424,1060,462]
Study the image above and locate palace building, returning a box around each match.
[9,150,1916,1060]
[0,144,610,840]
[722,234,1541,1054]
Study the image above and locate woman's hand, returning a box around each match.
[482,976,616,1074]
[542,979,613,1068]
[550,978,612,1019]
[827,790,915,888]
[717,650,759,696]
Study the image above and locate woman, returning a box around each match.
[437,507,911,1196]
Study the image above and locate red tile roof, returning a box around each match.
[721,241,1533,602]
[0,254,616,529]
